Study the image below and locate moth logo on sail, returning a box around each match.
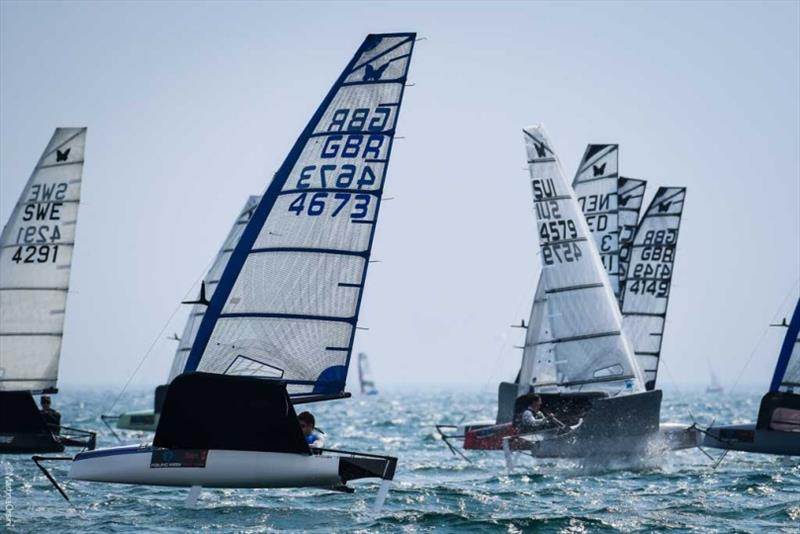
[56,148,71,162]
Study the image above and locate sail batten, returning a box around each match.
[521,126,644,396]
[184,34,416,396]
[0,128,87,393]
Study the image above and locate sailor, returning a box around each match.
[518,394,548,433]
[298,411,325,448]
[40,395,62,435]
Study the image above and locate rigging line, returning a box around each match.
[103,251,221,415]
[728,278,800,396]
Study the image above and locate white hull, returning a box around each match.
[69,445,342,488]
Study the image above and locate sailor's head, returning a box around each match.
[41,395,51,408]
[298,411,315,437]
[528,394,542,411]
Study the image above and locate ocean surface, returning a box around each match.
[2,387,798,533]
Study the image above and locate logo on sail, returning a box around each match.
[363,62,390,81]
[56,148,70,162]
[593,163,606,176]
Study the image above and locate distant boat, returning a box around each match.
[358,352,378,395]
[61,32,417,509]
[706,367,724,394]
[0,128,95,454]
[106,195,261,432]
[703,298,800,455]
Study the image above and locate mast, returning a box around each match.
[0,128,87,393]
[769,298,800,393]
[167,195,260,382]
[621,187,687,390]
[522,125,644,395]
[183,34,416,399]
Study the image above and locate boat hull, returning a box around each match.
[69,445,343,488]
[702,424,800,456]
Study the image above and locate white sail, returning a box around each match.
[167,195,260,382]
[517,273,557,396]
[183,34,416,397]
[523,125,644,395]
[572,145,621,299]
[770,298,800,393]
[0,128,86,392]
[357,352,378,395]
[617,177,647,305]
[621,187,686,390]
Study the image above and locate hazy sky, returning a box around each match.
[1,1,798,395]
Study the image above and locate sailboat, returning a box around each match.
[358,352,378,395]
[61,33,417,507]
[702,297,800,455]
[438,127,695,459]
[706,367,724,394]
[0,128,95,453]
[108,195,261,432]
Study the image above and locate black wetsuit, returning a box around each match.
[40,408,61,435]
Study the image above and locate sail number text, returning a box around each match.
[9,182,70,264]
[533,178,584,266]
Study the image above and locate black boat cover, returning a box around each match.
[153,372,311,454]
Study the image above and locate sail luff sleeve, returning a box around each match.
[184,34,416,396]
[621,186,686,390]
[770,298,800,393]
[0,128,86,392]
[523,125,644,394]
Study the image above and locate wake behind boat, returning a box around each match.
[50,32,417,509]
[0,128,95,454]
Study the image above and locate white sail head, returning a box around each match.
[621,187,686,390]
[167,195,261,382]
[572,144,621,299]
[0,128,86,392]
[770,298,800,393]
[617,177,647,305]
[184,34,416,397]
[522,125,644,395]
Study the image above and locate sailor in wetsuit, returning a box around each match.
[298,411,325,448]
[40,395,61,435]
[518,394,549,433]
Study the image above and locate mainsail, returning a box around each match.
[621,187,687,390]
[522,125,644,395]
[617,177,647,305]
[0,128,86,393]
[572,145,621,299]
[357,352,378,395]
[769,298,800,394]
[167,195,261,382]
[183,34,416,397]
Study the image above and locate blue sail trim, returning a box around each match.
[184,33,416,393]
[769,298,800,392]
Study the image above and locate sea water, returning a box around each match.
[2,387,798,533]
